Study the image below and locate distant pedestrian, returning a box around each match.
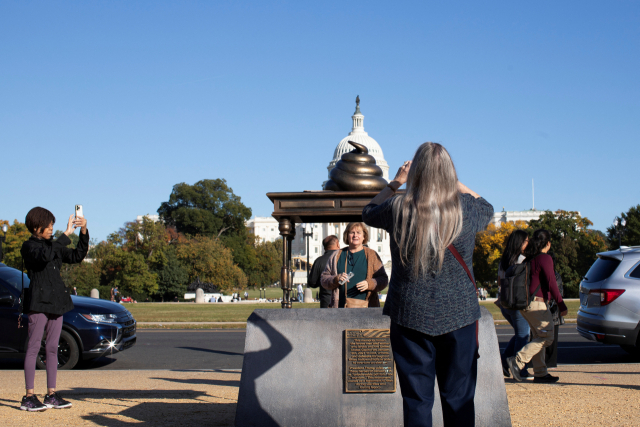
[20,207,89,411]
[114,287,120,303]
[308,236,340,308]
[363,143,493,427]
[110,287,115,302]
[507,229,568,384]
[72,287,78,296]
[297,283,304,302]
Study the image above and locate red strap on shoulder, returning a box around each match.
[447,244,480,354]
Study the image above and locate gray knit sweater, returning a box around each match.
[362,193,493,336]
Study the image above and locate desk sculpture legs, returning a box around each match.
[278,217,294,309]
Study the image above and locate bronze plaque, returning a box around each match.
[344,329,396,393]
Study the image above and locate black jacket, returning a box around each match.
[21,231,89,316]
[308,249,337,308]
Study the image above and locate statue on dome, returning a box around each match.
[323,141,388,191]
[356,95,360,106]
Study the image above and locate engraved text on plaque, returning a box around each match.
[344,329,396,393]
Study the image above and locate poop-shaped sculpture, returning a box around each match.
[323,141,388,191]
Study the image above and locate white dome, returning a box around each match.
[327,100,390,181]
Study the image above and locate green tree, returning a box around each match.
[175,235,247,292]
[528,210,608,297]
[154,246,189,300]
[607,204,640,249]
[60,262,100,296]
[245,238,282,288]
[95,241,158,297]
[0,220,31,269]
[158,179,252,239]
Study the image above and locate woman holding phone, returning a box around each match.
[19,207,88,411]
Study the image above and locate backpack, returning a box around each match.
[500,258,541,310]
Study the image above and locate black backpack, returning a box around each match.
[500,258,541,310]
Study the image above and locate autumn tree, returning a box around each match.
[175,235,247,292]
[0,220,31,268]
[473,221,528,292]
[607,204,640,249]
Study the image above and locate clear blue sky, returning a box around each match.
[2,1,638,241]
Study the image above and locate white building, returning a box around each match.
[246,216,281,243]
[490,209,546,227]
[136,214,160,223]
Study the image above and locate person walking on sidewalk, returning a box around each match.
[19,207,89,411]
[507,229,568,383]
[496,230,531,379]
[363,142,493,427]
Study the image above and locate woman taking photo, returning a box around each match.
[363,142,493,427]
[320,222,388,308]
[19,207,88,411]
[496,230,531,378]
[506,229,567,383]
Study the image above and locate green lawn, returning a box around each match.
[127,300,580,324]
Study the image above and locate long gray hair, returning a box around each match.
[391,142,463,277]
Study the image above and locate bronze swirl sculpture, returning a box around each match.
[323,141,388,191]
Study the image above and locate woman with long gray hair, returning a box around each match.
[363,142,493,427]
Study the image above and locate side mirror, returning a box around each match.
[0,295,14,306]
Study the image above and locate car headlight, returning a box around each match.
[81,313,118,323]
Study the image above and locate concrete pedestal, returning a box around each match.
[303,288,314,303]
[195,288,205,303]
[235,307,511,427]
[90,289,99,299]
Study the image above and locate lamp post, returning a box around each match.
[302,223,314,281]
[0,224,7,263]
[613,217,627,249]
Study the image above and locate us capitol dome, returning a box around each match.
[326,96,390,183]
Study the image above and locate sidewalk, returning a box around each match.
[1,364,638,426]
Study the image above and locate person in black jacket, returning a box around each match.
[307,235,339,308]
[19,207,88,412]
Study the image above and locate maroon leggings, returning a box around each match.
[24,312,63,390]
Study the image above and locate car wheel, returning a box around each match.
[35,330,80,370]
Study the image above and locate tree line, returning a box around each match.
[0,179,282,301]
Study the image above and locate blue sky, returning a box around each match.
[1,1,638,241]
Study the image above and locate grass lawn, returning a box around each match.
[127,300,580,325]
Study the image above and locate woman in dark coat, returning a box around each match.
[363,142,493,427]
[19,207,88,411]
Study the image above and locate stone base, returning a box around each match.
[235,307,511,427]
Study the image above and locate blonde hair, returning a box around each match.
[391,142,463,276]
[343,222,369,246]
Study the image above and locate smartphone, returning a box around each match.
[75,205,84,219]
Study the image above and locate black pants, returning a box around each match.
[319,287,332,308]
[390,321,478,427]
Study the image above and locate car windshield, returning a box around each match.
[0,266,30,291]
[584,257,621,283]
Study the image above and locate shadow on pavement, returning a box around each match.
[81,401,236,426]
[151,377,241,387]
[176,347,243,356]
[67,387,207,400]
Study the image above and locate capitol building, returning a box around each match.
[247,98,395,278]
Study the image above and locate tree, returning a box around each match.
[528,210,608,297]
[154,246,189,300]
[0,220,31,269]
[473,221,528,292]
[244,238,282,288]
[60,262,100,296]
[175,235,247,292]
[607,204,640,248]
[158,179,252,239]
[95,241,158,297]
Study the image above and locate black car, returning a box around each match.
[0,263,136,369]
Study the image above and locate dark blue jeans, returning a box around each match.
[390,321,477,427]
[499,306,530,361]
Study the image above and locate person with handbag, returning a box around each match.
[19,207,88,411]
[506,229,568,383]
[362,142,493,427]
[320,222,388,308]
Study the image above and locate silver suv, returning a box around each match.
[577,246,640,356]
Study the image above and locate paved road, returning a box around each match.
[1,325,638,370]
